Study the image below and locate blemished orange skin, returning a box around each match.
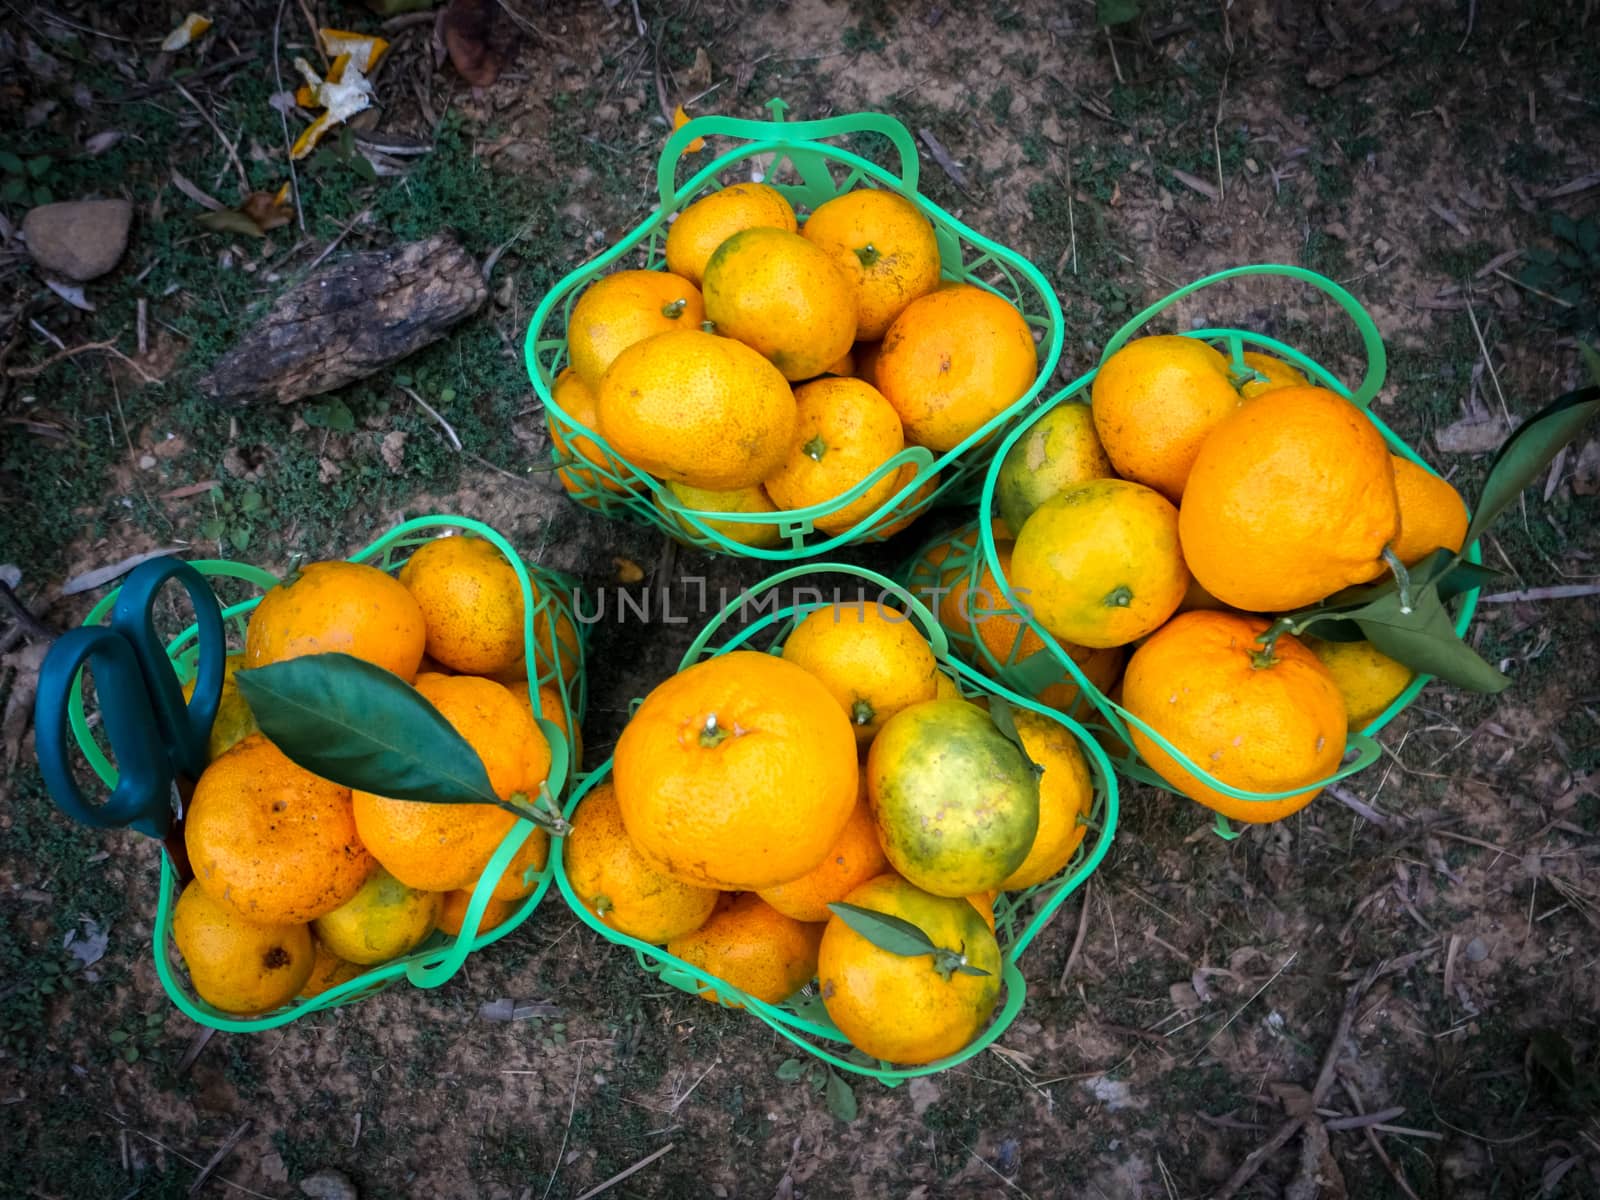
[995,402,1115,534]
[757,781,888,922]
[173,881,314,1015]
[468,679,555,903]
[564,781,719,943]
[1121,611,1348,824]
[780,601,939,744]
[997,711,1094,891]
[666,892,824,1007]
[801,189,943,340]
[1236,350,1309,398]
[597,329,796,491]
[876,284,1037,451]
[244,560,426,683]
[1389,454,1469,566]
[297,936,364,999]
[548,367,630,501]
[702,227,858,382]
[186,734,374,925]
[1179,387,1400,612]
[353,675,550,892]
[311,867,442,965]
[763,377,907,535]
[818,874,1001,1065]
[658,480,783,550]
[1090,335,1244,501]
[613,651,859,890]
[398,535,525,676]
[566,269,705,390]
[1303,635,1414,729]
[437,889,516,938]
[1010,479,1191,649]
[664,182,798,286]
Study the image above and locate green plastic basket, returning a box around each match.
[63,516,586,1031]
[551,564,1118,1083]
[523,102,1065,558]
[911,264,1482,830]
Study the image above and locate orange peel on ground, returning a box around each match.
[290,56,375,160]
[673,106,706,154]
[161,13,213,52]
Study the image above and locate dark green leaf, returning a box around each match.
[1580,220,1598,257]
[954,962,993,977]
[1437,560,1501,602]
[123,1045,139,1063]
[228,526,250,552]
[1004,649,1075,698]
[824,1070,858,1122]
[108,1029,130,1043]
[0,151,21,175]
[349,153,378,183]
[1464,386,1600,546]
[199,517,225,540]
[1529,1029,1577,1092]
[1580,344,1600,390]
[197,209,268,238]
[0,177,27,203]
[239,489,265,514]
[985,693,1039,774]
[32,184,52,206]
[827,902,939,958]
[306,398,356,433]
[1356,588,1508,692]
[237,653,511,809]
[1096,0,1140,25]
[1550,212,1578,245]
[26,155,52,178]
[775,1058,806,1083]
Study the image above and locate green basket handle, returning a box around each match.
[1097,264,1388,409]
[658,103,921,210]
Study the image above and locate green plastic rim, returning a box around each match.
[551,563,1119,1084]
[942,264,1482,815]
[63,515,588,1032]
[522,101,1066,559]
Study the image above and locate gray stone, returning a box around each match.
[299,1169,358,1200]
[22,198,132,281]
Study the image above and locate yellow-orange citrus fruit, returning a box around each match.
[1303,635,1414,728]
[997,711,1094,891]
[613,650,859,890]
[187,734,373,925]
[173,881,313,1014]
[485,829,550,903]
[664,182,798,285]
[658,480,782,550]
[1090,335,1243,501]
[868,699,1039,896]
[666,892,823,1007]
[1236,350,1309,398]
[398,535,525,676]
[1390,454,1469,566]
[1035,643,1124,721]
[1179,387,1400,612]
[563,780,719,943]
[597,329,796,490]
[311,866,442,965]
[1121,611,1347,823]
[860,465,939,541]
[353,675,549,892]
[967,891,998,931]
[876,284,1036,451]
[763,377,906,535]
[181,650,257,762]
[548,367,630,502]
[508,681,582,776]
[1010,479,1190,649]
[245,560,426,682]
[298,936,364,999]
[852,340,884,387]
[801,188,943,339]
[995,402,1115,533]
[781,600,939,744]
[937,540,1037,670]
[437,888,516,938]
[757,780,888,922]
[824,347,856,377]
[702,227,857,381]
[818,874,1001,1064]
[567,269,705,390]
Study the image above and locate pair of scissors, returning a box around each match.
[34,557,227,881]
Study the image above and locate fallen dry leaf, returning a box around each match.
[1571,439,1600,496]
[2,642,48,766]
[614,557,645,584]
[380,430,407,472]
[1435,414,1510,455]
[318,457,343,483]
[442,0,503,88]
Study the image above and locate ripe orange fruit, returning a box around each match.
[486,829,550,903]
[1121,611,1347,823]
[509,681,583,776]
[868,699,1039,896]
[353,675,549,892]
[564,780,719,943]
[1179,387,1400,612]
[173,881,314,1014]
[1236,350,1309,398]
[245,560,426,682]
[860,465,939,541]
[757,780,888,922]
[876,284,1037,451]
[967,891,998,931]
[597,329,796,491]
[566,269,705,389]
[702,227,857,381]
[437,888,516,938]
[801,189,943,339]
[995,403,1115,534]
[852,340,884,387]
[818,874,1001,1065]
[298,936,364,999]
[181,651,257,762]
[1010,479,1190,649]
[1090,335,1243,501]
[937,540,1037,669]
[1390,454,1469,566]
[665,892,823,1007]
[613,651,859,890]
[548,367,630,502]
[780,600,939,744]
[186,734,373,925]
[664,182,798,285]
[398,535,526,676]
[312,866,442,965]
[824,346,855,376]
[763,377,906,535]
[1303,635,1414,728]
[1035,643,1124,721]
[658,480,782,550]
[997,711,1094,891]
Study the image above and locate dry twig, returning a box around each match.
[572,1143,676,1200]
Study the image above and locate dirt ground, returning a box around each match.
[3,1,1599,1197]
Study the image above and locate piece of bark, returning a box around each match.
[198,232,487,406]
